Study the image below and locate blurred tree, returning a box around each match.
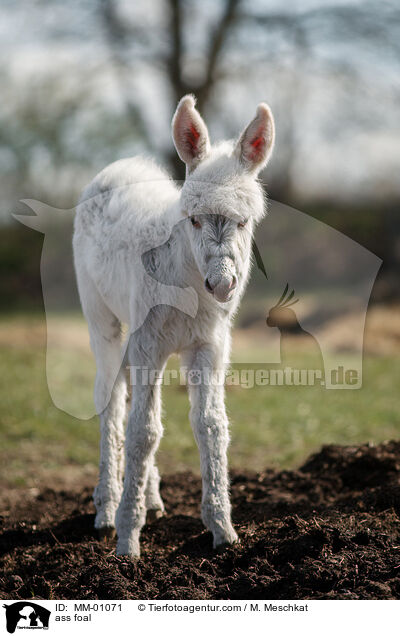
[98,0,400,200]
[0,0,399,303]
[0,0,399,205]
[99,0,242,180]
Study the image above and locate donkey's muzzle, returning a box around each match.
[205,274,237,303]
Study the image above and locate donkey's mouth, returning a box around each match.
[214,292,235,303]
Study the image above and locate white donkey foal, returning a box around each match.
[73,95,275,557]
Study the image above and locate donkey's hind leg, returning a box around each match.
[145,460,165,523]
[94,368,127,537]
[78,270,127,536]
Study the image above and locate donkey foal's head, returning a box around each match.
[172,95,275,303]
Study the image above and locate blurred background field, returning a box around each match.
[0,310,399,489]
[0,0,399,489]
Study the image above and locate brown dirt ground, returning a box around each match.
[1,441,400,600]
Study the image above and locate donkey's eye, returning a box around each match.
[190,217,201,229]
[238,219,248,229]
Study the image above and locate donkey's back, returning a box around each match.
[77,155,179,237]
[74,156,181,320]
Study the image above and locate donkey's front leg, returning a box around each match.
[115,367,163,557]
[186,350,238,549]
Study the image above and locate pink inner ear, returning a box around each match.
[248,130,265,161]
[251,135,264,149]
[186,124,200,153]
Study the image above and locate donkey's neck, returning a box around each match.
[169,213,203,289]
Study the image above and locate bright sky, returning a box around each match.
[0,0,399,211]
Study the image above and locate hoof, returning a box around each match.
[146,509,164,524]
[115,549,140,561]
[214,529,240,551]
[116,542,140,559]
[124,554,140,562]
[97,526,116,541]
[214,537,240,553]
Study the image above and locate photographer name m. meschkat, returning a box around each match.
[264,603,309,612]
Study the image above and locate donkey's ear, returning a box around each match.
[235,103,275,173]
[172,95,210,171]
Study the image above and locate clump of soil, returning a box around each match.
[1,442,400,600]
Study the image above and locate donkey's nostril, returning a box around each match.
[205,278,214,293]
[230,276,237,290]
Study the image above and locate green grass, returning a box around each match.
[0,314,399,487]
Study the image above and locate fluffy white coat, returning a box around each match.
[73,95,275,557]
